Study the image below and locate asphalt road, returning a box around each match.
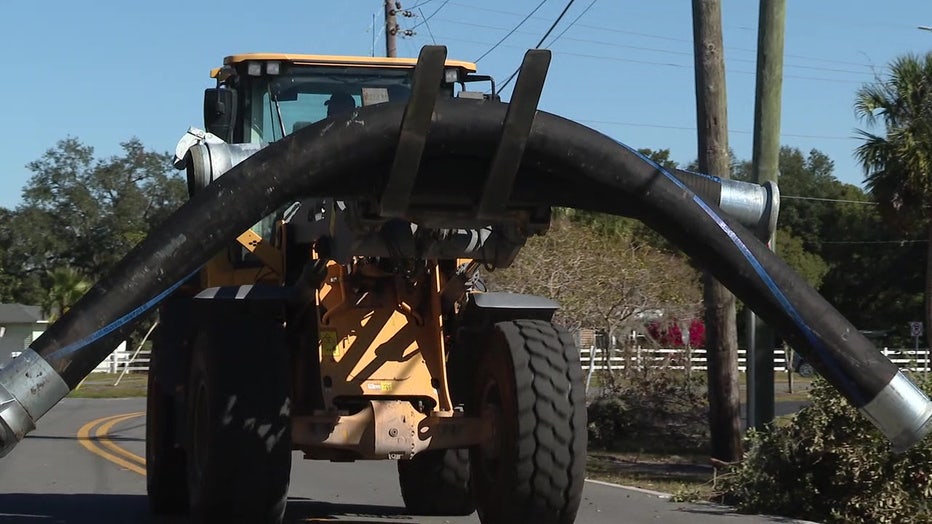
[0,398,810,524]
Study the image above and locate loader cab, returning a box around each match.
[193,54,487,286]
[203,54,482,145]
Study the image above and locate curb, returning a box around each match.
[584,478,822,523]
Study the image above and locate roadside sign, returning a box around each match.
[910,321,924,337]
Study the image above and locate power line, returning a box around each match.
[444,1,878,69]
[418,7,437,44]
[533,0,577,49]
[411,0,449,30]
[781,195,877,205]
[434,27,870,85]
[499,0,578,92]
[474,1,548,63]
[545,0,597,47]
[545,47,867,84]
[407,0,436,9]
[436,18,873,77]
[550,48,867,84]
[821,240,926,245]
[577,118,856,140]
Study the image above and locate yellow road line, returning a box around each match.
[77,412,146,476]
[96,412,147,466]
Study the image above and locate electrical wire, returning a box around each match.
[411,0,449,30]
[498,0,578,92]
[406,0,436,10]
[418,7,437,45]
[473,0,547,63]
[532,0,576,49]
[781,195,877,205]
[821,240,926,245]
[544,0,597,47]
[437,32,870,85]
[436,18,874,77]
[445,1,877,69]
[576,119,856,140]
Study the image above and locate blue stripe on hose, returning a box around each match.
[674,167,722,184]
[43,270,199,361]
[687,195,860,401]
[615,141,864,405]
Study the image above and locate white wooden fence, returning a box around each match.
[92,345,932,375]
[92,345,151,374]
[579,346,932,373]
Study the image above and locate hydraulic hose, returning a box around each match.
[0,98,928,458]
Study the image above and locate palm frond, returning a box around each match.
[854,51,932,224]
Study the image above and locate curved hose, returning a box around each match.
[1,98,928,454]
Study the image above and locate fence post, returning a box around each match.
[585,345,597,396]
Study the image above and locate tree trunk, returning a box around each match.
[692,0,743,462]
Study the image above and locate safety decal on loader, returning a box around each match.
[320,329,340,358]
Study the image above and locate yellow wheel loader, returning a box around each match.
[154,49,582,523]
[2,45,931,524]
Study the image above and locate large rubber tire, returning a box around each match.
[146,341,189,514]
[470,320,587,524]
[185,303,292,523]
[398,448,474,515]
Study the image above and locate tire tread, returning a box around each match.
[472,319,586,524]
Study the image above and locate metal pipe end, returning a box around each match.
[0,349,70,459]
[859,371,932,453]
[0,384,35,458]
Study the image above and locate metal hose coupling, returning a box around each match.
[860,370,932,453]
[0,349,70,458]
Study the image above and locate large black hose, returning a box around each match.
[0,98,929,457]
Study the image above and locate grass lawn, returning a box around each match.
[69,373,148,398]
[586,451,719,499]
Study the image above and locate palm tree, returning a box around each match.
[42,267,91,321]
[854,52,932,347]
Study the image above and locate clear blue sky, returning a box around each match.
[1,0,930,210]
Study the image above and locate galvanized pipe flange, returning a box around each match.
[0,349,70,457]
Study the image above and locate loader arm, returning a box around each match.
[0,46,930,460]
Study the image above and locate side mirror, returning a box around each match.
[203,88,237,142]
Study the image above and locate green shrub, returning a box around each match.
[588,365,709,453]
[717,376,932,523]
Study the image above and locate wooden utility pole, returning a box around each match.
[747,0,785,429]
[691,0,743,462]
[384,0,398,58]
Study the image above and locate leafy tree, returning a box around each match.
[639,147,680,171]
[558,147,682,246]
[0,207,20,302]
[854,52,932,348]
[772,148,840,249]
[734,147,848,250]
[717,377,932,523]
[730,146,920,337]
[487,219,702,351]
[819,199,923,336]
[773,227,829,289]
[42,267,91,321]
[1,137,186,306]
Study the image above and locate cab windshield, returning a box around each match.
[246,66,416,144]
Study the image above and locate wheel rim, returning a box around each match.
[476,377,504,485]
